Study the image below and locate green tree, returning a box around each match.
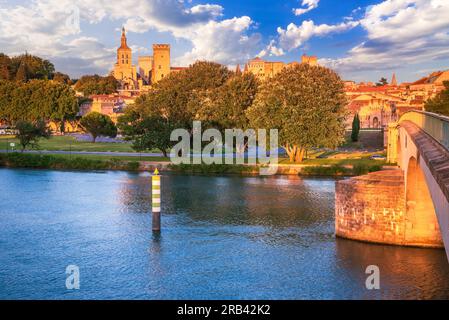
[74,75,119,96]
[133,61,233,129]
[246,64,347,163]
[0,80,78,126]
[196,73,259,129]
[15,120,51,151]
[52,72,72,85]
[425,81,449,116]
[10,53,55,80]
[118,112,176,157]
[376,77,388,87]
[80,112,117,143]
[351,113,360,142]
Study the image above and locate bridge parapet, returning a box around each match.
[398,111,449,150]
[387,111,449,163]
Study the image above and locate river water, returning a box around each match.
[0,168,448,299]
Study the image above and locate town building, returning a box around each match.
[244,54,318,80]
[79,94,135,123]
[344,70,448,129]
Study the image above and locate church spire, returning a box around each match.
[391,72,397,86]
[120,27,130,49]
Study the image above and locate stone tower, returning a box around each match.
[152,44,170,84]
[113,27,137,89]
[301,54,318,66]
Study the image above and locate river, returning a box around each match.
[0,168,448,299]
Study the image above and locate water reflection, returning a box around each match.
[0,169,448,299]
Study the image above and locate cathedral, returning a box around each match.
[112,27,183,92]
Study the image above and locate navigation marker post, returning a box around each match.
[152,168,161,232]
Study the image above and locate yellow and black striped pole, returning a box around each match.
[152,168,161,231]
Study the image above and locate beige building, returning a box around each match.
[111,27,183,92]
[244,54,318,80]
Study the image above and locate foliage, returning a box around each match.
[375,77,388,87]
[195,72,259,130]
[0,53,55,81]
[168,163,255,175]
[15,120,51,151]
[425,81,449,116]
[301,164,382,176]
[74,74,119,96]
[118,113,176,157]
[133,61,233,129]
[0,79,78,127]
[79,112,117,143]
[246,63,348,163]
[351,113,360,142]
[0,153,140,171]
[53,72,72,85]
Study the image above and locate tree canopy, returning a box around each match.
[425,81,449,116]
[80,112,117,143]
[0,80,78,127]
[74,75,119,96]
[376,77,388,87]
[132,61,233,128]
[246,63,347,163]
[0,53,55,81]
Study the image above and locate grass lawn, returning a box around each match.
[0,135,143,153]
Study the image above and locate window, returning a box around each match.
[161,74,164,78]
[159,65,161,69]
[122,60,124,64]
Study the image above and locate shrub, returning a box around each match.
[0,153,140,171]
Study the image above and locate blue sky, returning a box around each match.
[1,0,449,83]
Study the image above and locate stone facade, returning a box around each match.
[111,27,184,92]
[335,169,443,248]
[244,54,318,80]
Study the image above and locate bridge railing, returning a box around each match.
[399,111,449,151]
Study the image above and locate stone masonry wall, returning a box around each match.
[336,170,408,245]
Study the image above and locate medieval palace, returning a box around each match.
[112,27,184,92]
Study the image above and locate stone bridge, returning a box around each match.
[336,111,449,261]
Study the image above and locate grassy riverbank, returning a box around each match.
[0,153,140,171]
[0,152,387,176]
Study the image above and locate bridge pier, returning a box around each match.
[336,111,449,260]
[335,170,443,248]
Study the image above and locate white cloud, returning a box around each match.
[174,16,261,66]
[293,0,320,16]
[0,0,261,77]
[323,0,449,75]
[277,20,359,51]
[258,40,285,58]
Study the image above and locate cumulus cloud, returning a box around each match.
[258,40,285,58]
[0,0,261,77]
[277,20,359,51]
[174,16,261,66]
[323,0,449,74]
[293,0,320,16]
